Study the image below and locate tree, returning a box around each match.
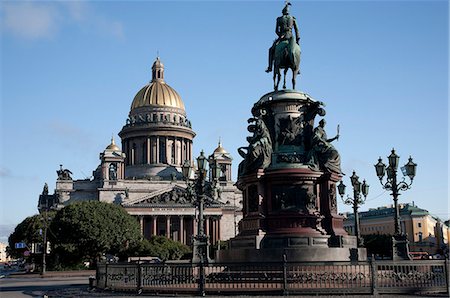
[49,201,141,267]
[8,212,55,259]
[126,236,191,261]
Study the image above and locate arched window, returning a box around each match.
[109,163,117,180]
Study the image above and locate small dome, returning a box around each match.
[213,140,228,154]
[106,137,120,151]
[130,57,185,111]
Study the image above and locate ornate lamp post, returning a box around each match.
[337,171,369,247]
[374,149,417,260]
[182,151,220,263]
[182,151,221,295]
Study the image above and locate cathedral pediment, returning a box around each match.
[123,185,195,206]
[123,184,224,207]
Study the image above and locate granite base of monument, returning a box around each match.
[218,233,367,262]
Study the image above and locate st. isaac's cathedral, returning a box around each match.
[38,57,243,246]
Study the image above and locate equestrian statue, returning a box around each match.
[266,2,301,91]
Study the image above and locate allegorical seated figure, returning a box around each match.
[307,119,341,174]
[238,115,273,176]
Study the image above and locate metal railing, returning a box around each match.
[96,259,449,295]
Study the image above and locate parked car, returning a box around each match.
[409,251,430,260]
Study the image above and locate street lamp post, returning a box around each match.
[40,214,52,276]
[182,151,221,296]
[337,171,369,247]
[374,149,417,260]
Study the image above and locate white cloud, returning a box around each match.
[97,18,124,39]
[1,1,125,41]
[1,2,59,40]
[65,1,89,22]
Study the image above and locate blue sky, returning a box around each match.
[0,0,448,242]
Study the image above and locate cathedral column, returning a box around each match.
[139,216,144,237]
[156,137,160,164]
[147,137,151,164]
[205,216,210,238]
[212,218,216,244]
[166,216,171,239]
[182,139,187,163]
[174,137,178,165]
[166,137,170,165]
[152,216,157,236]
[179,216,184,244]
[177,138,181,166]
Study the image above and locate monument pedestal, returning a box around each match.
[218,90,367,262]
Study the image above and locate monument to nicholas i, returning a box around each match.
[218,3,366,262]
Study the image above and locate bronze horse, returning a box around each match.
[273,37,301,91]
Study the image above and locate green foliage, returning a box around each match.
[363,234,392,258]
[8,212,55,259]
[49,201,141,266]
[126,236,191,261]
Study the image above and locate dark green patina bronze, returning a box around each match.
[266,2,301,90]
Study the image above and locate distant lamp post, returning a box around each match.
[182,151,222,260]
[338,171,369,247]
[40,211,52,276]
[182,150,221,295]
[375,149,417,260]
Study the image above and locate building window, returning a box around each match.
[418,232,423,242]
[418,222,422,228]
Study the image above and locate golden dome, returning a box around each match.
[130,57,185,110]
[106,136,121,151]
[213,140,228,154]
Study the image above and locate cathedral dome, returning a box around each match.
[105,137,120,151]
[213,141,228,154]
[130,57,185,111]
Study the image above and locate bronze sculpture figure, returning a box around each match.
[266,2,301,91]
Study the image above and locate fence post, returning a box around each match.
[445,257,449,295]
[369,255,378,295]
[104,263,108,289]
[198,261,205,297]
[282,253,288,296]
[137,262,142,295]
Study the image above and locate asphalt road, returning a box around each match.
[0,275,89,298]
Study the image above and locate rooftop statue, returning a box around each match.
[266,2,301,91]
[57,164,73,180]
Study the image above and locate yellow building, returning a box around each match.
[0,242,12,262]
[343,203,449,256]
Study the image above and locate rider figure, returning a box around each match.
[266,2,300,73]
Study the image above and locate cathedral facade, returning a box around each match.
[39,58,242,246]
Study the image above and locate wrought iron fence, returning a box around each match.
[96,259,449,295]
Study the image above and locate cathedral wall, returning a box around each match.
[220,209,242,241]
